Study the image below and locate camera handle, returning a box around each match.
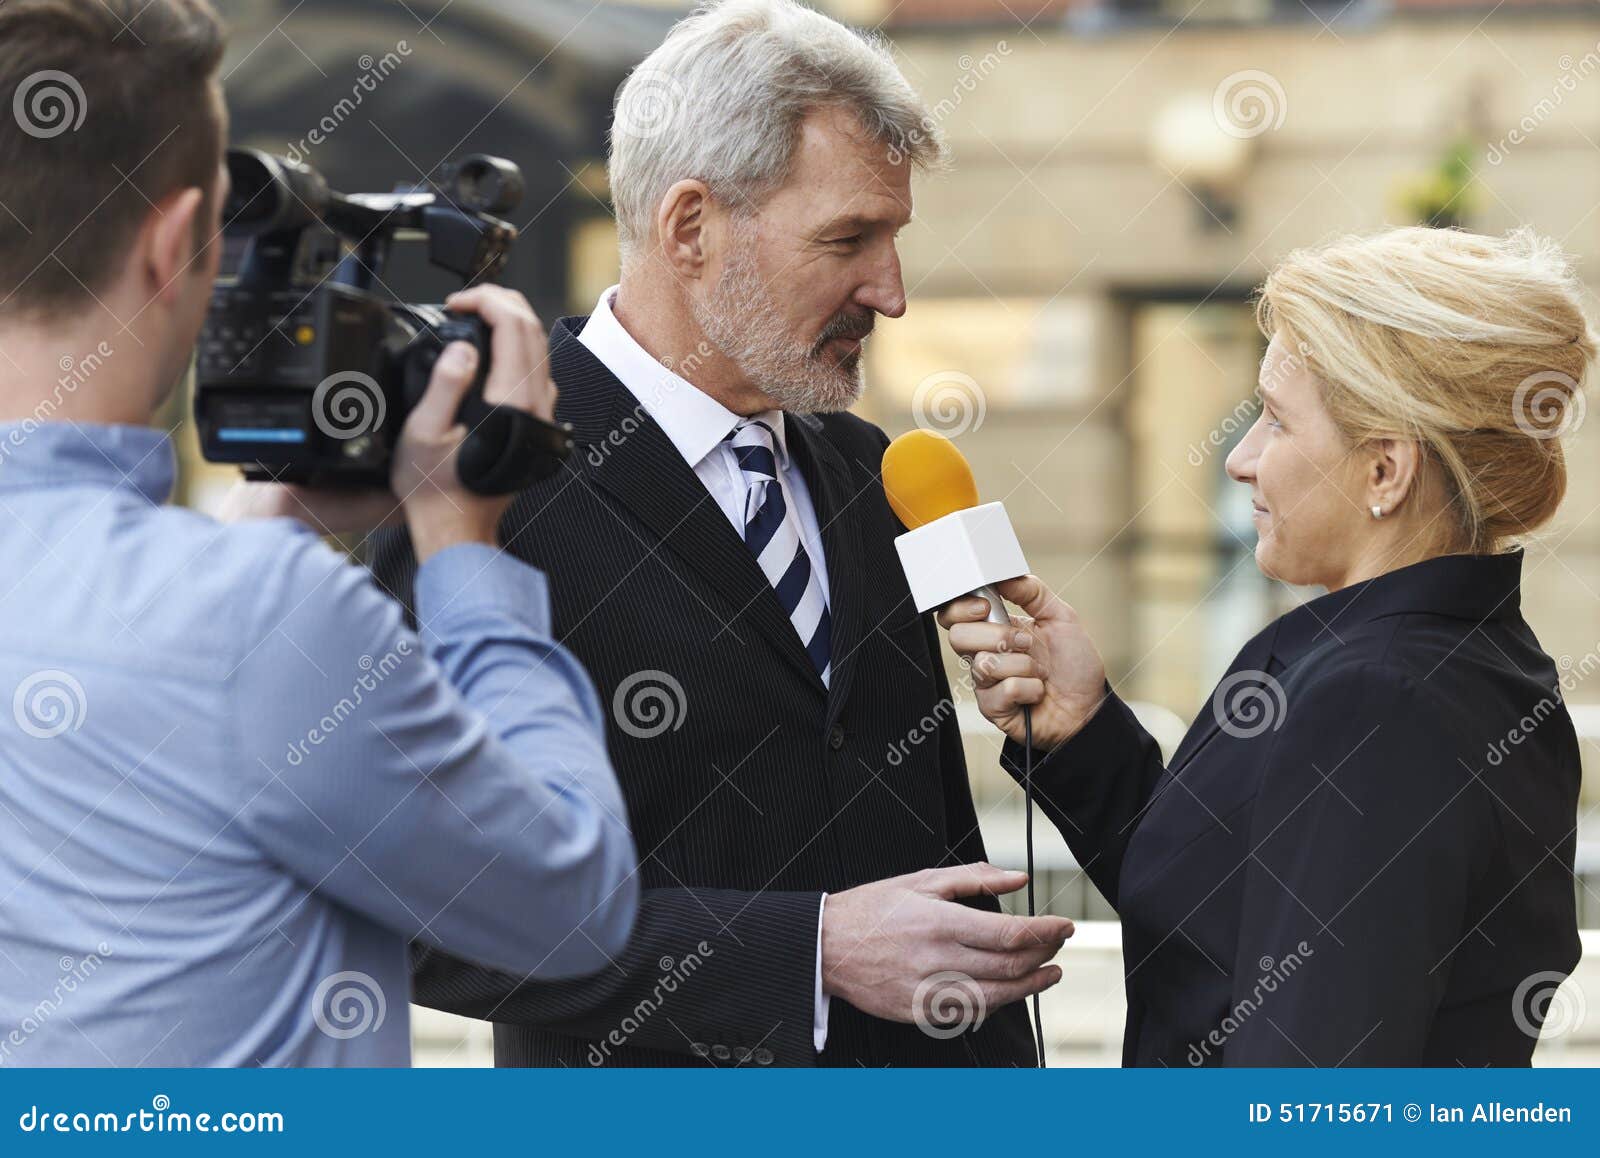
[402,314,573,496]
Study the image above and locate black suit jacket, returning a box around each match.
[367,315,1036,1067]
[1002,549,1581,1066]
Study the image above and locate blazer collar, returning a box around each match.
[1265,548,1525,671]
[549,314,627,445]
[574,287,791,471]
[1161,549,1524,780]
[550,315,865,706]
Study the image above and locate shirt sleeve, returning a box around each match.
[228,526,638,980]
[1222,661,1495,1066]
[813,894,829,1051]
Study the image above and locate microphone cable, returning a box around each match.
[1022,702,1045,1068]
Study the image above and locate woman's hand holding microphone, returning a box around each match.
[937,575,1110,751]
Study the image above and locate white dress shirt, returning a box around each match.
[578,286,833,1052]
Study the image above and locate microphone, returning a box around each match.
[881,429,1027,626]
[882,428,1049,1067]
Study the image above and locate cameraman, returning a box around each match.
[0,0,637,1065]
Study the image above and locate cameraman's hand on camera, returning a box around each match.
[217,288,555,548]
[393,285,557,563]
[937,575,1108,752]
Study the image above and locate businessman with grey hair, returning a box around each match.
[370,0,1071,1068]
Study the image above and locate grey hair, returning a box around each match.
[607,0,949,266]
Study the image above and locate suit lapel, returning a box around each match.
[552,319,824,692]
[784,413,868,729]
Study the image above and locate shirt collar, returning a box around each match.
[0,420,174,504]
[576,285,790,471]
[1267,548,1525,670]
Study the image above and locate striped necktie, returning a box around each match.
[727,419,831,685]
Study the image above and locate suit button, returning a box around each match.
[733,1046,752,1063]
[754,1047,774,1065]
[690,1042,710,1058]
[712,1044,732,1060]
[828,724,845,750]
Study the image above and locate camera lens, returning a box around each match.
[222,149,328,236]
[451,155,524,216]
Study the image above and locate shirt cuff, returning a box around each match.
[813,893,830,1052]
[413,542,551,638]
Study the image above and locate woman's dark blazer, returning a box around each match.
[1002,550,1581,1066]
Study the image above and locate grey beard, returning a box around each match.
[690,244,865,415]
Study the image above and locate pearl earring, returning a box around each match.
[1370,505,1384,519]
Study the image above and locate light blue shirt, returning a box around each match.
[0,421,638,1066]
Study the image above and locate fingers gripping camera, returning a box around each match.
[194,149,571,496]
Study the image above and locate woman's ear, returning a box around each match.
[1368,437,1422,516]
[655,179,712,280]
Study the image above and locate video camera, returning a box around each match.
[194,148,571,494]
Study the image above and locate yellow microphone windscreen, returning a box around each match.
[881,429,980,530]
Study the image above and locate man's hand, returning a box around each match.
[937,575,1108,751]
[821,862,1073,1027]
[392,285,557,563]
[216,286,557,558]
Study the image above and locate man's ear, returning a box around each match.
[655,178,712,280]
[140,186,207,308]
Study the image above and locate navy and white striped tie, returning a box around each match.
[727,419,831,685]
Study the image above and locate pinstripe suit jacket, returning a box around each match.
[366,315,1037,1067]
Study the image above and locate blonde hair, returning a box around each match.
[1257,226,1598,554]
